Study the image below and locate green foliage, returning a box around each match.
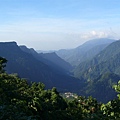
[74,40,120,102]
[101,99,120,119]
[0,57,120,119]
[74,40,120,81]
[100,81,120,119]
[80,73,120,103]
[0,57,7,73]
[113,80,120,99]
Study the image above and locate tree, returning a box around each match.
[101,80,120,119]
[0,57,7,73]
[113,80,120,100]
[0,56,120,119]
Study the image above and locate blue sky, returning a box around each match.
[0,0,120,50]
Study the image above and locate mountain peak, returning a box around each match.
[0,41,17,46]
[77,38,115,49]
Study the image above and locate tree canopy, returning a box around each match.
[0,57,120,120]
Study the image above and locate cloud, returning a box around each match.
[79,30,116,40]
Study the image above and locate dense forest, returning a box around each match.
[0,57,120,119]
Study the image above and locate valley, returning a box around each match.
[0,38,120,103]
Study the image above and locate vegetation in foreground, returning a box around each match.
[0,57,120,120]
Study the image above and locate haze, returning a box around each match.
[0,0,120,50]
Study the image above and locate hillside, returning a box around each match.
[0,41,119,103]
[74,40,120,102]
[56,38,115,66]
[39,52,72,72]
[74,40,120,80]
[20,45,72,74]
[0,57,119,119]
[0,42,83,92]
[80,73,120,103]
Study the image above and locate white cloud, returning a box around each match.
[91,31,97,36]
[80,30,116,40]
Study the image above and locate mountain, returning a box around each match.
[74,40,120,102]
[56,38,115,66]
[80,73,120,103]
[39,52,72,72]
[74,40,120,80]
[37,50,56,53]
[0,40,119,103]
[0,42,83,92]
[20,45,72,73]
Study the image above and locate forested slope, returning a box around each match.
[0,57,120,120]
[74,40,120,102]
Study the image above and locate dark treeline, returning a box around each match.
[0,57,120,120]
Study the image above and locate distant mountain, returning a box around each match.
[56,38,115,66]
[74,40,120,80]
[74,40,120,102]
[39,52,72,72]
[20,46,72,73]
[0,42,83,92]
[36,50,56,53]
[1,40,119,103]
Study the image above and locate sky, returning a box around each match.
[0,0,120,50]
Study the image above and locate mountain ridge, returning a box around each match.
[74,40,120,80]
[0,41,83,92]
[56,38,115,66]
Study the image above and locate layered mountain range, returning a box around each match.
[74,40,120,80]
[0,42,82,92]
[56,38,115,66]
[73,40,120,102]
[0,38,120,103]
